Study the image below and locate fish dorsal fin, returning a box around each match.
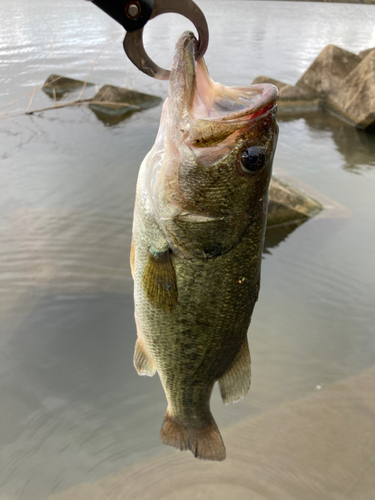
[218,337,251,405]
[142,249,178,312]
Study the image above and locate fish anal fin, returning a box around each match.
[218,337,251,405]
[134,339,156,377]
[142,249,178,312]
[160,410,226,461]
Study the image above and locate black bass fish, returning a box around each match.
[131,32,278,461]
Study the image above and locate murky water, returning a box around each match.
[1,1,375,499]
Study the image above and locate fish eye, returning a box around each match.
[240,146,266,173]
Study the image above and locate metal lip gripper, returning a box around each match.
[90,0,209,80]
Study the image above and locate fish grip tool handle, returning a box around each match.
[89,0,209,80]
[91,0,154,32]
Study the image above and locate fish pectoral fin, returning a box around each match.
[218,337,251,405]
[134,339,156,377]
[142,248,178,312]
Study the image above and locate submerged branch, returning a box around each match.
[0,99,141,119]
[24,98,94,115]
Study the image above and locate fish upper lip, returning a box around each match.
[194,84,279,123]
[223,85,278,121]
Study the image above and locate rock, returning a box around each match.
[89,85,161,121]
[267,176,323,227]
[277,85,320,113]
[296,44,361,98]
[264,219,305,253]
[252,76,321,113]
[358,47,375,59]
[43,74,93,98]
[326,50,375,130]
[252,76,289,91]
[254,45,375,130]
[278,84,317,102]
[251,76,320,112]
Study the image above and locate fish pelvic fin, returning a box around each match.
[133,339,156,377]
[160,410,226,461]
[218,337,251,405]
[142,249,178,312]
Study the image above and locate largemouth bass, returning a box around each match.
[131,32,278,461]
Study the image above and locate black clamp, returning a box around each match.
[90,0,209,80]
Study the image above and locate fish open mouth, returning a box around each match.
[168,31,278,126]
[167,32,278,153]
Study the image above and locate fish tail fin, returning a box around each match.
[188,417,226,462]
[160,409,226,461]
[160,409,189,451]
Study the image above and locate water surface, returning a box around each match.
[1,1,375,499]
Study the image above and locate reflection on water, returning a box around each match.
[90,107,136,126]
[263,220,307,254]
[1,0,375,499]
[279,109,375,174]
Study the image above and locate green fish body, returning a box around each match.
[131,32,278,461]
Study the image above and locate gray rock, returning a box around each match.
[252,76,321,113]
[327,50,375,129]
[267,176,323,227]
[254,45,375,130]
[296,44,361,98]
[89,85,161,119]
[252,76,289,91]
[358,47,375,59]
[43,74,93,98]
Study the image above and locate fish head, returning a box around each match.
[146,32,279,258]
